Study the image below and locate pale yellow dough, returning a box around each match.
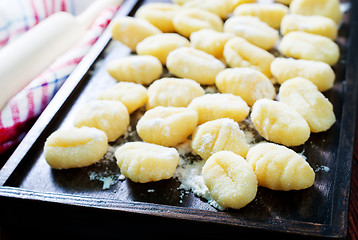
[191,118,249,160]
[246,142,315,191]
[202,151,258,209]
[188,93,250,125]
[183,0,234,19]
[215,67,276,106]
[251,98,310,146]
[146,77,205,110]
[115,142,179,183]
[73,100,129,142]
[44,127,108,169]
[97,82,148,114]
[136,106,198,147]
[278,77,336,133]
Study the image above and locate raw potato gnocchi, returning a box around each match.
[279,31,340,66]
[111,16,161,51]
[289,0,342,24]
[224,37,275,77]
[188,93,249,124]
[190,29,234,60]
[270,58,335,92]
[166,47,225,85]
[173,8,223,38]
[44,127,108,169]
[136,33,190,65]
[251,98,310,146]
[191,118,249,160]
[136,106,198,147]
[97,82,148,114]
[107,55,162,85]
[224,16,279,50]
[147,77,205,110]
[281,14,338,40]
[183,0,233,19]
[246,142,315,191]
[202,151,258,209]
[233,3,289,29]
[115,142,179,183]
[279,77,336,133]
[215,67,276,106]
[135,3,181,33]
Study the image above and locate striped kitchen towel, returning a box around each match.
[0,0,119,154]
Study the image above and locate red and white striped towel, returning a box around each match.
[0,0,119,154]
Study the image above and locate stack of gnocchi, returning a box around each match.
[43,0,342,210]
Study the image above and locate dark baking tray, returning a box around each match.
[0,0,357,238]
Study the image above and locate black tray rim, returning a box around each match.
[0,0,357,238]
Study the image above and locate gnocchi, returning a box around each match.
[289,0,342,24]
[136,106,198,147]
[73,100,130,142]
[215,67,276,106]
[281,14,338,40]
[97,82,148,114]
[190,29,234,60]
[251,98,310,146]
[202,151,258,209]
[224,37,275,77]
[135,3,181,33]
[183,0,233,19]
[233,3,288,29]
[146,77,205,110]
[188,93,249,124]
[173,8,223,38]
[270,57,335,92]
[224,16,279,50]
[278,31,340,66]
[115,142,179,183]
[166,47,225,85]
[191,118,249,160]
[246,142,315,191]
[44,127,108,169]
[136,33,190,65]
[278,77,336,133]
[107,55,163,85]
[111,17,161,51]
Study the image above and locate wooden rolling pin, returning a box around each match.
[0,0,122,109]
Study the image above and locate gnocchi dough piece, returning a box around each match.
[278,31,340,66]
[215,67,276,106]
[136,106,198,147]
[147,77,205,110]
[183,0,233,19]
[188,93,249,124]
[135,3,181,33]
[136,33,190,65]
[107,55,163,85]
[270,58,335,92]
[115,142,179,183]
[202,151,257,209]
[224,16,279,50]
[251,98,310,146]
[278,77,336,132]
[281,14,338,40]
[111,17,161,51]
[246,142,315,191]
[224,37,275,77]
[289,0,342,24]
[192,118,249,160]
[44,127,108,169]
[275,0,292,5]
[231,0,256,9]
[166,47,225,85]
[190,29,234,60]
[233,3,289,29]
[73,100,129,142]
[97,82,148,114]
[173,8,223,38]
